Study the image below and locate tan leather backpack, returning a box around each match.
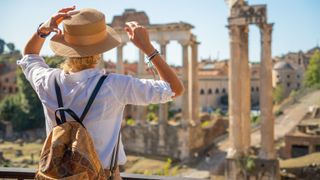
[36,74,120,180]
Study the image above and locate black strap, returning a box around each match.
[54,74,108,125]
[54,79,66,125]
[79,74,108,122]
[109,130,121,175]
[55,108,85,127]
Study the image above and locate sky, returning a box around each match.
[0,0,319,66]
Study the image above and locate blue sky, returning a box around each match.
[0,0,319,66]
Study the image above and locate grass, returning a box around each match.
[0,141,42,168]
[280,153,320,168]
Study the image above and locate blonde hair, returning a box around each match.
[60,54,101,73]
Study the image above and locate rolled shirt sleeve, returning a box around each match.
[109,74,175,105]
[17,54,52,92]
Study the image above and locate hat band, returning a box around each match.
[64,30,107,46]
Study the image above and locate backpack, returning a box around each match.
[36,74,120,180]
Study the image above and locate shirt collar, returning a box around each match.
[61,68,104,84]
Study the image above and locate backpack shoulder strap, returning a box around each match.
[54,78,66,125]
[109,130,121,176]
[79,74,108,122]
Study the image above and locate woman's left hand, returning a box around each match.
[38,5,76,36]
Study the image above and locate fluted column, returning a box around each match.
[116,43,125,74]
[227,25,243,158]
[259,23,275,159]
[240,26,251,154]
[179,40,190,126]
[191,40,200,124]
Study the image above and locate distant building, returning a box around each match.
[272,46,320,97]
[0,62,18,100]
[103,58,261,113]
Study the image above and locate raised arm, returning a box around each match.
[124,22,184,98]
[23,6,75,55]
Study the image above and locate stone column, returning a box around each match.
[158,40,169,147]
[240,26,251,154]
[259,23,275,159]
[179,40,190,126]
[138,50,145,76]
[137,49,147,123]
[116,43,125,74]
[227,25,243,158]
[190,40,200,124]
[159,41,169,124]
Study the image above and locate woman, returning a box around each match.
[18,6,184,179]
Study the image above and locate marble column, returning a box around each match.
[137,49,147,123]
[191,40,200,124]
[158,40,169,147]
[138,50,145,76]
[227,25,243,158]
[240,26,251,154]
[259,23,275,159]
[159,41,169,124]
[116,43,125,74]
[179,40,190,127]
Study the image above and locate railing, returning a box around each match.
[0,167,203,180]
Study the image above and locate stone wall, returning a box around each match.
[121,119,228,160]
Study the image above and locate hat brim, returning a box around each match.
[50,25,121,57]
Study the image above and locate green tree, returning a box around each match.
[0,55,65,131]
[273,84,285,104]
[0,95,28,131]
[6,43,15,53]
[304,50,320,87]
[0,39,5,54]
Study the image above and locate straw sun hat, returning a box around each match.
[50,8,121,57]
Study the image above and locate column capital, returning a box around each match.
[118,42,127,48]
[260,23,273,43]
[178,40,191,47]
[157,40,170,46]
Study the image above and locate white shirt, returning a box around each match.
[17,54,174,168]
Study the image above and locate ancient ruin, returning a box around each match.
[225,0,279,179]
[109,9,220,160]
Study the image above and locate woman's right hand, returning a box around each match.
[124,21,155,56]
[38,6,76,36]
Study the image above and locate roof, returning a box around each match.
[273,61,295,70]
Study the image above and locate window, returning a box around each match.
[287,82,291,87]
[291,145,309,158]
[256,87,259,92]
[200,89,205,95]
[208,88,212,94]
[315,145,320,152]
[276,75,280,79]
[287,75,290,79]
[5,78,9,83]
[251,87,254,92]
[9,87,12,93]
[222,88,226,93]
[215,88,219,94]
[297,83,300,88]
[297,75,300,79]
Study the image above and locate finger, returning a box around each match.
[58,5,76,13]
[126,21,137,29]
[54,13,71,24]
[51,27,62,35]
[124,25,133,36]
